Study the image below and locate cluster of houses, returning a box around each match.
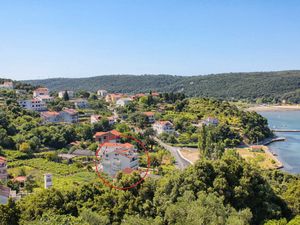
[0,156,54,204]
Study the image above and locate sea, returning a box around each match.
[259,111,300,174]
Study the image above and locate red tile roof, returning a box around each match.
[13,176,27,182]
[0,156,6,163]
[94,130,121,138]
[122,167,134,174]
[143,112,155,116]
[101,142,134,149]
[41,111,59,117]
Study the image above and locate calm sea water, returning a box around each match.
[259,111,300,174]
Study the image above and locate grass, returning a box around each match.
[236,147,282,170]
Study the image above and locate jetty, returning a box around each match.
[272,129,300,133]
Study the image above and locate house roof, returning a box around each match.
[94,130,121,138]
[41,111,60,117]
[91,114,101,120]
[63,108,78,115]
[0,156,6,163]
[0,185,10,198]
[34,88,48,92]
[155,120,173,126]
[143,112,155,116]
[122,167,134,174]
[13,176,27,182]
[101,142,134,149]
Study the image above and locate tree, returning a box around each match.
[63,91,69,101]
[0,198,20,225]
[19,142,32,155]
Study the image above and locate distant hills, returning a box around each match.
[23,70,300,102]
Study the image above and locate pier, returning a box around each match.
[272,129,300,133]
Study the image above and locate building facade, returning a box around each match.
[97,90,108,97]
[0,157,7,181]
[153,121,175,135]
[41,108,78,123]
[97,142,139,177]
[94,130,121,143]
[58,90,74,99]
[18,98,47,111]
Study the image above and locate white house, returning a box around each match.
[33,87,49,97]
[70,99,89,109]
[18,98,47,111]
[0,157,7,182]
[116,98,132,107]
[97,142,139,177]
[41,108,78,123]
[153,121,175,135]
[90,114,102,124]
[0,81,14,90]
[107,116,117,125]
[97,90,108,97]
[201,117,219,126]
[58,90,74,99]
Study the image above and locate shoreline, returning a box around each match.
[246,105,300,112]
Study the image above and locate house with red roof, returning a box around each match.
[97,142,138,177]
[94,130,121,143]
[153,121,174,135]
[143,112,156,123]
[0,81,14,90]
[18,98,47,111]
[0,157,7,181]
[41,108,78,123]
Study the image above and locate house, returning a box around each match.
[0,81,14,90]
[36,95,53,103]
[97,142,139,177]
[105,94,124,103]
[44,174,52,189]
[116,98,132,107]
[0,157,7,181]
[91,114,102,124]
[94,130,121,143]
[70,99,89,109]
[97,90,108,97]
[41,108,78,123]
[201,117,219,126]
[153,121,175,135]
[58,90,74,99]
[132,93,146,100]
[107,116,117,125]
[0,185,11,204]
[18,98,47,111]
[41,111,60,123]
[143,112,155,123]
[60,108,79,123]
[33,87,49,97]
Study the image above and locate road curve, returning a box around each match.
[154,137,191,170]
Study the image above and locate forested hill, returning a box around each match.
[23,70,300,102]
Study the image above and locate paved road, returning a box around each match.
[154,137,191,170]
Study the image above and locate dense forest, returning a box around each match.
[23,70,300,103]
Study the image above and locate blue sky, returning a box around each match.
[0,0,300,80]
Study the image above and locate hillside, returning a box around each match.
[23,70,300,102]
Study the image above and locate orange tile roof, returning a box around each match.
[41,111,59,117]
[63,108,77,115]
[143,112,155,116]
[101,142,134,148]
[94,130,121,138]
[0,156,6,163]
[13,176,27,182]
[122,167,134,174]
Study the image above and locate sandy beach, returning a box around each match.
[247,105,300,112]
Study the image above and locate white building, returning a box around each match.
[33,87,49,97]
[201,117,219,126]
[0,81,14,90]
[58,90,74,99]
[18,98,47,111]
[116,98,132,107]
[0,185,11,204]
[97,90,108,97]
[153,121,175,135]
[70,99,89,109]
[44,174,52,189]
[91,114,102,124]
[0,157,7,182]
[97,142,139,177]
[41,108,78,123]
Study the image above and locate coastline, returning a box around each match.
[246,105,300,112]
